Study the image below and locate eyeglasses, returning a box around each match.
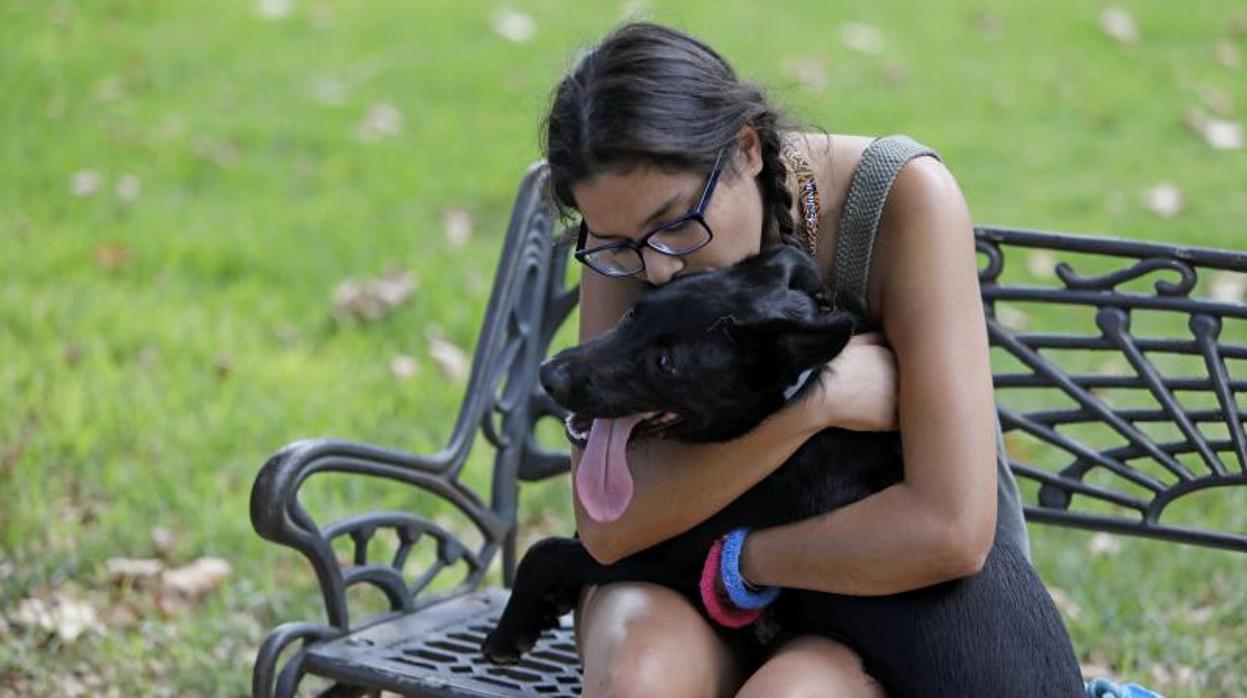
[574,146,726,278]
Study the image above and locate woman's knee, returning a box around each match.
[575,582,744,698]
[734,635,886,698]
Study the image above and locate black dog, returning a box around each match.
[482,245,1084,697]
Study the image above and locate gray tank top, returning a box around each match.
[829,134,1032,561]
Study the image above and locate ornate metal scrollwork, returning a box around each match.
[1054,257,1198,296]
[978,225,1247,552]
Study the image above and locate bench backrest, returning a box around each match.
[452,163,1247,582]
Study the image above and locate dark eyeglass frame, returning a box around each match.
[574,146,727,278]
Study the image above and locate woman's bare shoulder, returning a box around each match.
[782,131,962,326]
[779,131,876,286]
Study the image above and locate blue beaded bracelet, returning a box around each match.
[720,528,781,610]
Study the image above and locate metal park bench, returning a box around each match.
[249,161,1247,697]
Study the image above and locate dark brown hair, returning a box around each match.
[541,22,821,251]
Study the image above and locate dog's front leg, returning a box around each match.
[482,536,682,664]
[482,536,605,664]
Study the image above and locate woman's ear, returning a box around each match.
[737,124,764,178]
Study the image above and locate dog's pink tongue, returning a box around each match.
[576,413,646,523]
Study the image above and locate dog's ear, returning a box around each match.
[742,246,826,299]
[728,311,856,391]
[743,311,856,370]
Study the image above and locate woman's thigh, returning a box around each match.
[574,581,749,698]
[734,634,887,698]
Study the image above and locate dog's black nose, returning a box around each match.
[539,359,572,401]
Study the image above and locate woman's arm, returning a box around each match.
[740,157,1000,596]
[572,396,823,564]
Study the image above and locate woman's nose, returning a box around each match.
[639,247,684,286]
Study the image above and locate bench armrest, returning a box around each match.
[250,437,511,630]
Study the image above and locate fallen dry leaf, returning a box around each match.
[104,601,142,629]
[99,555,233,620]
[1197,83,1233,116]
[309,2,334,28]
[1214,39,1241,70]
[1150,664,1173,689]
[91,75,127,104]
[881,59,909,87]
[356,102,403,143]
[1086,532,1121,556]
[71,169,101,197]
[333,279,380,320]
[1184,106,1245,150]
[971,9,1005,39]
[428,336,469,382]
[1140,182,1183,218]
[781,54,828,91]
[256,0,291,20]
[106,557,164,587]
[214,353,233,379]
[11,594,102,642]
[1181,603,1215,625]
[1096,357,1128,377]
[151,526,177,558]
[332,270,417,322]
[390,354,419,379]
[1209,270,1247,303]
[373,271,414,307]
[160,556,231,601]
[1231,11,1247,39]
[1172,665,1197,690]
[191,135,241,167]
[134,344,160,374]
[94,243,132,272]
[153,113,186,141]
[492,8,536,43]
[1002,431,1035,463]
[444,207,473,247]
[115,173,141,203]
[1026,250,1057,279]
[995,305,1030,332]
[839,22,884,55]
[272,322,302,347]
[618,0,653,21]
[1099,6,1138,45]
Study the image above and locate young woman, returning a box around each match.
[541,21,1031,698]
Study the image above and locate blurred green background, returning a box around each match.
[2,0,1245,695]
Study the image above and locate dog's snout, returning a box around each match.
[539,359,573,400]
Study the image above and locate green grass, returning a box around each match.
[2,0,1245,695]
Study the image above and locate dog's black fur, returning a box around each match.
[482,245,1085,697]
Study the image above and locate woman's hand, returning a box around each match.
[799,332,899,432]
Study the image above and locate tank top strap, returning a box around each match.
[831,134,942,319]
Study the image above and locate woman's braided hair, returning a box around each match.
[753,109,799,250]
[541,21,818,252]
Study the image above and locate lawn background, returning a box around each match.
[2,0,1245,695]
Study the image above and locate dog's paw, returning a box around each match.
[481,628,538,665]
[542,587,578,618]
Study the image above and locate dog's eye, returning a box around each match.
[656,352,676,375]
